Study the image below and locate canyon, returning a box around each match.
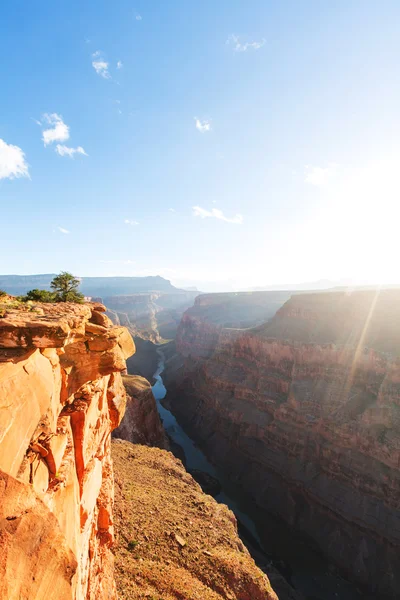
[0,294,277,600]
[164,288,400,599]
[0,274,199,342]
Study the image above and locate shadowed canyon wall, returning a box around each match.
[167,289,400,599]
[0,300,134,600]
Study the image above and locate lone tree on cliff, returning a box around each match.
[50,272,84,303]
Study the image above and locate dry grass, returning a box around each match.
[112,440,277,600]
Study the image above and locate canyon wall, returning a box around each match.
[168,289,400,599]
[0,300,134,600]
[113,374,167,448]
[104,291,198,341]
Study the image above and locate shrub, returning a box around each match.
[127,540,138,551]
[23,289,57,303]
[0,290,6,298]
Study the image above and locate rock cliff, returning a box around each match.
[167,289,400,599]
[113,374,167,448]
[0,299,134,600]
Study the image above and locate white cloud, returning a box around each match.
[55,145,87,158]
[194,117,211,133]
[124,219,139,225]
[92,51,110,79]
[117,60,123,69]
[58,226,70,234]
[169,208,176,212]
[42,113,70,146]
[226,34,266,52]
[304,163,338,186]
[136,15,142,20]
[0,138,29,180]
[192,206,243,224]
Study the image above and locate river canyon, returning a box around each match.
[156,288,400,600]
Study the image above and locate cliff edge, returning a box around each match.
[112,439,278,600]
[0,298,134,600]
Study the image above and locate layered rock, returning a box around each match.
[112,439,278,600]
[104,291,198,341]
[113,374,167,448]
[167,289,400,599]
[0,299,134,600]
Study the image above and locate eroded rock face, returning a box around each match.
[113,374,167,448]
[0,300,134,600]
[169,289,400,599]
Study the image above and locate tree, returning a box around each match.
[50,272,84,303]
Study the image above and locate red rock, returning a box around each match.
[0,301,135,599]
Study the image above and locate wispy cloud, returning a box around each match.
[42,113,70,146]
[92,51,111,79]
[0,138,29,180]
[58,226,70,234]
[136,14,142,20]
[55,145,88,158]
[169,208,176,212]
[124,219,139,225]
[117,60,123,70]
[226,34,266,52]
[304,163,338,186]
[193,206,243,224]
[194,117,211,133]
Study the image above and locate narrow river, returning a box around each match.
[151,351,365,600]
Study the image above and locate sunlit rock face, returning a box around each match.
[0,300,134,600]
[168,289,400,599]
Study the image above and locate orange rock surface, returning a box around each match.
[0,299,134,600]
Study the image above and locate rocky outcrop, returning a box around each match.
[112,439,278,600]
[167,289,400,599]
[113,375,167,448]
[0,299,134,599]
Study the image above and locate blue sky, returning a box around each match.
[1,1,400,291]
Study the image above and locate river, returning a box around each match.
[151,350,365,600]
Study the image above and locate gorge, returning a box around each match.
[162,288,400,600]
[0,292,278,600]
[2,281,400,600]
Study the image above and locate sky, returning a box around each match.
[1,1,400,292]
